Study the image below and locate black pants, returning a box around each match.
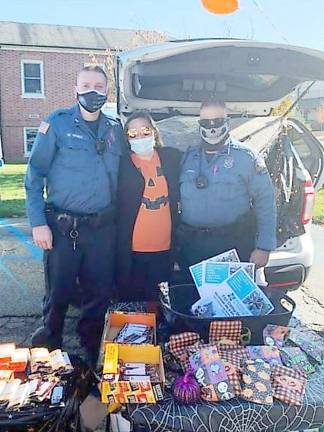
[122,251,171,302]
[43,220,115,352]
[177,213,256,283]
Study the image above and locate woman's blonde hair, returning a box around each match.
[124,110,163,147]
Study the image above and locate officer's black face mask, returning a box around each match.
[77,90,107,113]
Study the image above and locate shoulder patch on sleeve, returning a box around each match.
[255,154,267,174]
[38,121,50,134]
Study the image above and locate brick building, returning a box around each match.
[0,21,152,162]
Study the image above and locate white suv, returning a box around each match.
[116,39,324,290]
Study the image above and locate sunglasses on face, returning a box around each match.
[126,126,153,139]
[198,118,228,129]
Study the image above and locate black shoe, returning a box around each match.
[31,326,62,350]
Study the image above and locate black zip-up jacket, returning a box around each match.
[115,146,182,296]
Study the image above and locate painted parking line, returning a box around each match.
[0,219,42,261]
[0,219,42,294]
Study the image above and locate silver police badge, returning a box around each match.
[224,156,234,169]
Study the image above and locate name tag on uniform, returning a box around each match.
[66,133,84,139]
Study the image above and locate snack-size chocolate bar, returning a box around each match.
[0,379,21,408]
[30,348,52,374]
[120,364,160,382]
[6,383,30,411]
[114,324,153,344]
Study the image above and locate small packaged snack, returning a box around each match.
[240,359,273,405]
[0,371,13,380]
[9,348,30,372]
[0,344,15,365]
[30,348,52,374]
[280,347,316,376]
[272,364,307,406]
[50,349,73,374]
[263,325,289,348]
[0,379,21,408]
[6,382,30,410]
[114,324,153,344]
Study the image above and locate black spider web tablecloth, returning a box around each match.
[106,302,324,432]
[126,364,324,432]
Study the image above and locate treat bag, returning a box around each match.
[241,359,273,405]
[288,328,324,365]
[223,361,241,396]
[209,320,242,345]
[169,332,200,368]
[263,325,289,348]
[280,347,316,376]
[247,345,282,367]
[272,364,307,406]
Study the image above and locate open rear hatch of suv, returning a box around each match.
[117,39,324,117]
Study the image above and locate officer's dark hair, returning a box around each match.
[78,65,108,82]
[124,110,163,147]
[200,98,226,111]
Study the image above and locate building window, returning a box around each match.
[24,127,38,157]
[21,60,44,98]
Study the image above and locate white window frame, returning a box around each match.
[21,60,45,98]
[23,127,38,157]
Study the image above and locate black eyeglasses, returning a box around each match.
[199,118,228,129]
[95,139,106,155]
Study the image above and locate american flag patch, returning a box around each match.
[39,121,50,134]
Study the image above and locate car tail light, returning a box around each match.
[301,178,315,225]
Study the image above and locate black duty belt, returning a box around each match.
[179,210,256,237]
[45,204,115,249]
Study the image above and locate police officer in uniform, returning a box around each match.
[178,99,276,277]
[25,66,124,365]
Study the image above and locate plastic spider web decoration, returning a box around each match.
[127,368,324,432]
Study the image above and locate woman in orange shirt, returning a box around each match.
[116,111,182,302]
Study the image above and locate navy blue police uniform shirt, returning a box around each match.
[25,104,124,227]
[180,139,277,251]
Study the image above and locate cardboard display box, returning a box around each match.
[102,311,156,345]
[101,344,165,405]
[98,311,157,368]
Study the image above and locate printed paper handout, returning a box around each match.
[189,249,273,317]
[212,269,274,317]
